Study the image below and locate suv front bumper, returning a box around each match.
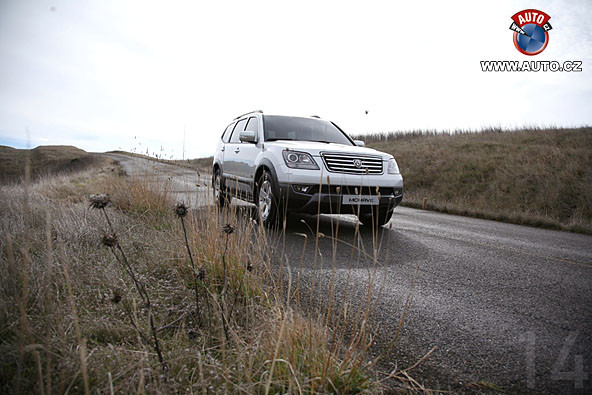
[277,183,403,215]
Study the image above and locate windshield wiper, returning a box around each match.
[265,138,295,142]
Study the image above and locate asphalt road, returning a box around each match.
[106,153,212,207]
[107,153,592,392]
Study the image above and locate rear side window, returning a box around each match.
[221,123,234,143]
[229,118,247,143]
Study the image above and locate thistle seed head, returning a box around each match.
[222,223,235,235]
[110,289,122,304]
[197,267,205,281]
[102,234,118,247]
[175,202,188,218]
[89,194,110,209]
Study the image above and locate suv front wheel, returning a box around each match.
[256,170,283,226]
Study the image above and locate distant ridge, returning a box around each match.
[0,145,99,183]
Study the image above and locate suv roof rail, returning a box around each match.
[234,110,263,120]
[310,115,321,118]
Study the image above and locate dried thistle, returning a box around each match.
[219,222,235,342]
[174,202,188,218]
[110,289,122,304]
[175,202,201,320]
[222,223,235,235]
[89,194,110,209]
[197,267,205,281]
[102,234,118,247]
[95,204,166,371]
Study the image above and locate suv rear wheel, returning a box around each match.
[213,168,227,207]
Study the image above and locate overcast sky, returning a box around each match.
[1,0,591,158]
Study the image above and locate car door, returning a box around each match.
[234,116,261,197]
[224,118,247,194]
[217,121,234,187]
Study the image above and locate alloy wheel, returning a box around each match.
[258,180,272,221]
[214,172,221,201]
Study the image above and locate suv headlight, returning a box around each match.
[282,150,319,170]
[387,158,400,174]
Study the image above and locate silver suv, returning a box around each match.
[212,111,403,227]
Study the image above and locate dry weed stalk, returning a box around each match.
[175,202,202,321]
[89,194,167,373]
[218,223,235,342]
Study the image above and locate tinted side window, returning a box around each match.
[229,119,247,143]
[245,117,259,133]
[222,123,234,143]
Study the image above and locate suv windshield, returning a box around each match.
[263,115,353,145]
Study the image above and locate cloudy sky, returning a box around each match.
[0,0,590,158]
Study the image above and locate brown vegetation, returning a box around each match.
[354,127,592,234]
[0,157,404,393]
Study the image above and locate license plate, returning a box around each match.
[342,195,379,205]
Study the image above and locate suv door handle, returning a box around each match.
[221,146,225,152]
[234,147,240,153]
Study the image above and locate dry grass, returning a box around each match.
[0,158,399,393]
[354,127,592,234]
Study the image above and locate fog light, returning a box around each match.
[294,185,313,193]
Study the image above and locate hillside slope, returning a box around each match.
[0,145,99,183]
[358,127,592,233]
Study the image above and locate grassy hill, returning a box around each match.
[354,127,592,234]
[0,145,100,183]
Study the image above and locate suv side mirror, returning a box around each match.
[354,140,365,147]
[239,131,257,143]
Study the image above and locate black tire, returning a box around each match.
[213,168,227,208]
[255,170,283,227]
[359,208,393,229]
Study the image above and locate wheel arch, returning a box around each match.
[254,159,279,192]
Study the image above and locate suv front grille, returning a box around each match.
[321,152,383,175]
